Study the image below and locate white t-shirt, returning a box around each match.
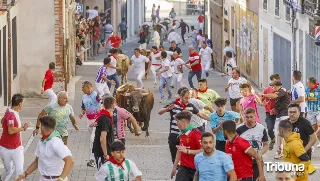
[151,52,161,65]
[160,59,172,78]
[199,46,213,62]
[189,98,206,127]
[152,7,156,16]
[197,35,205,47]
[87,9,99,20]
[228,77,247,99]
[226,58,237,76]
[131,55,149,73]
[106,56,117,75]
[36,137,72,176]
[291,81,307,113]
[173,58,185,74]
[95,159,142,181]
[166,51,174,61]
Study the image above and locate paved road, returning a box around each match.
[1,15,320,181]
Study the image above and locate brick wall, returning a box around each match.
[54,0,65,91]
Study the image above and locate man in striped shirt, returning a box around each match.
[95,141,142,181]
[95,57,114,99]
[158,87,209,164]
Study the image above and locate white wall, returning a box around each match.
[18,0,56,96]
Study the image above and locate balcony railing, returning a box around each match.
[304,0,316,18]
[263,2,267,10]
[0,0,16,10]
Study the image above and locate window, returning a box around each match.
[275,0,280,17]
[285,7,291,21]
[263,0,268,11]
[12,17,17,79]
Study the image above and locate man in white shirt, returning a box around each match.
[190,26,198,49]
[196,29,205,51]
[16,116,73,181]
[199,41,213,78]
[103,20,113,49]
[290,70,307,117]
[150,46,162,87]
[107,48,120,96]
[189,88,215,132]
[225,69,247,113]
[223,40,236,67]
[151,4,156,25]
[223,51,237,80]
[172,52,186,93]
[86,6,99,20]
[156,51,173,103]
[130,48,150,88]
[95,141,142,181]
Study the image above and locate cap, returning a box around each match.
[269,80,282,86]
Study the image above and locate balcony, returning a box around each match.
[304,0,316,18]
[0,0,16,10]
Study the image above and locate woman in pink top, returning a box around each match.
[239,82,265,123]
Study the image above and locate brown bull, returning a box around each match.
[116,84,154,137]
[116,54,130,85]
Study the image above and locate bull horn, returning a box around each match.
[124,92,131,97]
[142,92,149,96]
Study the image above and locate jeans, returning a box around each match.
[188,70,202,88]
[120,30,127,41]
[44,88,57,105]
[265,113,276,140]
[107,73,120,96]
[0,146,24,181]
[201,61,210,78]
[181,32,186,43]
[168,133,178,164]
[159,76,173,99]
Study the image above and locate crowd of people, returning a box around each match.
[0,4,319,181]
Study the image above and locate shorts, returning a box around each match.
[230,97,241,106]
[307,111,320,125]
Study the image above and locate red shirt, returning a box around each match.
[198,15,204,23]
[0,108,22,149]
[178,129,202,169]
[189,52,202,72]
[93,27,101,41]
[108,36,121,48]
[263,86,276,114]
[44,69,54,91]
[225,135,253,179]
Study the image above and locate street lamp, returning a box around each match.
[314,0,320,45]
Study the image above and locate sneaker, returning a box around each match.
[153,82,157,88]
[87,160,95,167]
[274,154,283,160]
[206,72,209,77]
[269,139,275,150]
[312,146,315,154]
[170,86,174,89]
[159,99,166,103]
[316,143,320,148]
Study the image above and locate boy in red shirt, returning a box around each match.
[186,46,202,89]
[0,94,31,180]
[222,120,266,181]
[41,62,57,105]
[171,111,203,181]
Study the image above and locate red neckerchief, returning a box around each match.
[311,83,320,92]
[108,156,126,170]
[175,98,187,110]
[174,56,181,60]
[110,54,117,60]
[198,87,208,93]
[154,51,159,54]
[41,133,51,141]
[96,109,113,125]
[196,97,200,100]
[199,34,204,37]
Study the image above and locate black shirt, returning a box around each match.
[275,88,290,118]
[164,101,199,134]
[169,46,182,55]
[93,115,114,157]
[292,117,315,147]
[178,22,190,33]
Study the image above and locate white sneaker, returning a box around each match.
[312,146,315,153]
[159,99,166,103]
[274,154,283,160]
[317,143,320,148]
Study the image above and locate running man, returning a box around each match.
[225,69,247,113]
[79,81,100,167]
[95,57,114,99]
[156,51,173,103]
[106,48,120,96]
[290,70,307,117]
[199,41,213,78]
[130,48,150,88]
[106,32,122,50]
[0,94,31,181]
[186,46,202,89]
[196,29,205,51]
[41,62,57,105]
[197,79,220,115]
[150,46,162,87]
[223,51,237,79]
[172,52,185,93]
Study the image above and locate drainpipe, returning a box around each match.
[291,5,297,70]
[7,10,12,105]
